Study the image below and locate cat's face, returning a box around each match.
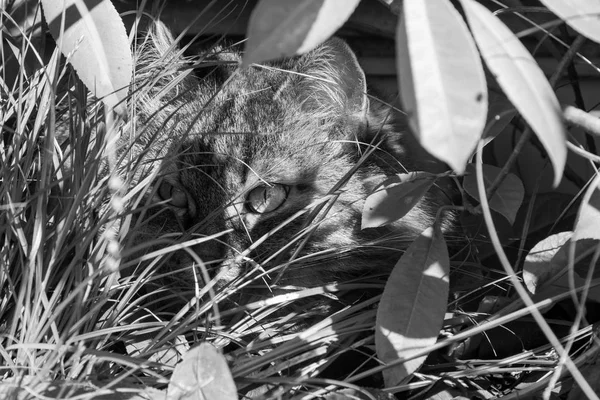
[124,24,443,293]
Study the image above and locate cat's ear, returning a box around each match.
[134,20,195,106]
[325,38,369,119]
[298,38,368,125]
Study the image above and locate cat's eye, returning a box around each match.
[158,181,188,208]
[246,184,289,214]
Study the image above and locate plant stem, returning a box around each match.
[485,126,531,200]
[476,140,600,400]
[563,104,600,139]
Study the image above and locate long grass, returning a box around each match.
[2,2,600,400]
[0,6,394,397]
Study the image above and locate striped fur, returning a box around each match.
[123,22,452,293]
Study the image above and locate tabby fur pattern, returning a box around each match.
[121,22,451,298]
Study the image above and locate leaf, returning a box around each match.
[483,96,517,146]
[167,343,238,400]
[378,0,402,15]
[41,0,132,116]
[375,225,450,386]
[362,172,436,229]
[396,0,487,174]
[460,208,516,260]
[540,0,600,44]
[483,108,517,146]
[463,163,524,225]
[513,192,577,241]
[523,232,600,306]
[243,0,360,66]
[574,175,600,241]
[523,231,573,294]
[461,0,566,187]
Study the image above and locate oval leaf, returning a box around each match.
[463,163,524,225]
[243,0,360,66]
[375,225,450,386]
[524,232,600,306]
[41,0,132,115]
[574,174,600,241]
[523,231,573,294]
[396,0,487,174]
[362,172,436,229]
[460,0,566,187]
[167,343,238,400]
[540,0,600,44]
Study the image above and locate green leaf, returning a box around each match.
[41,0,132,116]
[243,0,360,66]
[463,163,524,225]
[167,343,238,400]
[461,0,566,187]
[396,0,487,174]
[375,225,450,386]
[540,0,600,44]
[362,172,435,229]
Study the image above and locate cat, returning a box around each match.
[119,22,454,303]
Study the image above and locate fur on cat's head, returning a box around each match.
[122,22,448,295]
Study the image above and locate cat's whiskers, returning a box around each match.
[119,23,457,310]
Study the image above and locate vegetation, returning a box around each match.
[2,0,600,399]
